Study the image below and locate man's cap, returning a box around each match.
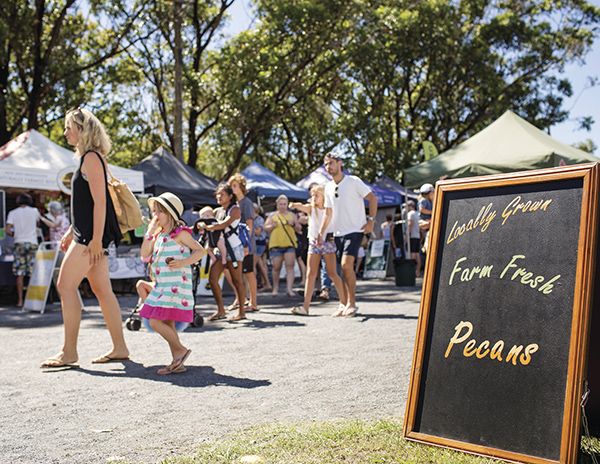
[420,183,434,194]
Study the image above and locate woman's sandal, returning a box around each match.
[332,303,346,317]
[319,289,330,300]
[343,307,358,317]
[227,302,240,311]
[291,306,308,316]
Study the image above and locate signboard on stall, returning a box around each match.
[403,164,599,464]
[364,239,389,279]
[23,242,61,313]
[57,167,75,195]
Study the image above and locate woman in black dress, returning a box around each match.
[41,108,129,368]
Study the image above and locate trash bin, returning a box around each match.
[394,259,416,287]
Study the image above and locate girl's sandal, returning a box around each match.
[158,349,192,375]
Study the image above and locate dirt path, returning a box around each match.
[0,278,421,463]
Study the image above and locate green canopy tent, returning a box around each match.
[404,111,600,189]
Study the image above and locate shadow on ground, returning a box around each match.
[49,360,272,389]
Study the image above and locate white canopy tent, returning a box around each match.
[0,129,144,193]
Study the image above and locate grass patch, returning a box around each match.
[146,417,600,464]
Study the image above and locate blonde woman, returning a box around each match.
[41,108,129,368]
[264,195,298,297]
[290,185,346,315]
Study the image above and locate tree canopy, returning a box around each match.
[1,0,599,183]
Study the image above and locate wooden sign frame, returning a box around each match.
[403,163,600,464]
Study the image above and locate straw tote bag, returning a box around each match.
[106,169,144,233]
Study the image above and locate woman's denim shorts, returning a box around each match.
[269,246,296,258]
[215,243,244,263]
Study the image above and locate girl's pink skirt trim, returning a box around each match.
[139,304,194,323]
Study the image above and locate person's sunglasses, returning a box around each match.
[334,185,339,198]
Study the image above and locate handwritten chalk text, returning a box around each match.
[449,255,561,294]
[444,321,539,366]
[445,195,553,245]
[501,196,552,226]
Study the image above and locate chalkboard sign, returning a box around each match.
[403,164,600,464]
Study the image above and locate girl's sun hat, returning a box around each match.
[148,192,184,222]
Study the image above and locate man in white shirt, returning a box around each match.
[318,152,377,316]
[6,193,40,307]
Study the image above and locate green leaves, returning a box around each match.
[1,0,598,182]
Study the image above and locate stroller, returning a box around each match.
[125,260,204,330]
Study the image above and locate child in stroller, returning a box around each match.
[126,260,204,330]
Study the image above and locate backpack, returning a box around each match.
[222,203,252,252]
[237,223,252,252]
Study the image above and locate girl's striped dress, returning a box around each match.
[139,227,194,323]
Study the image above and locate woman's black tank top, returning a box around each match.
[71,151,123,248]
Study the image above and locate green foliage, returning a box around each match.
[332,0,600,182]
[0,0,154,150]
[574,138,597,154]
[211,0,363,179]
[0,0,598,184]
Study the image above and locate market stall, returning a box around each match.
[131,147,219,207]
[0,129,146,294]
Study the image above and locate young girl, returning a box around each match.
[289,185,346,316]
[140,192,205,374]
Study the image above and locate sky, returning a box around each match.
[549,0,600,150]
[224,0,600,153]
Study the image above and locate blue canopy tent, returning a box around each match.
[241,161,310,208]
[296,165,403,206]
[373,175,419,202]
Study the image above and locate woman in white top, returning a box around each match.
[379,213,394,240]
[289,185,346,316]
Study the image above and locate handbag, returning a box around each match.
[106,169,144,234]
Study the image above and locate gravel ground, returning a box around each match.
[0,278,422,464]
